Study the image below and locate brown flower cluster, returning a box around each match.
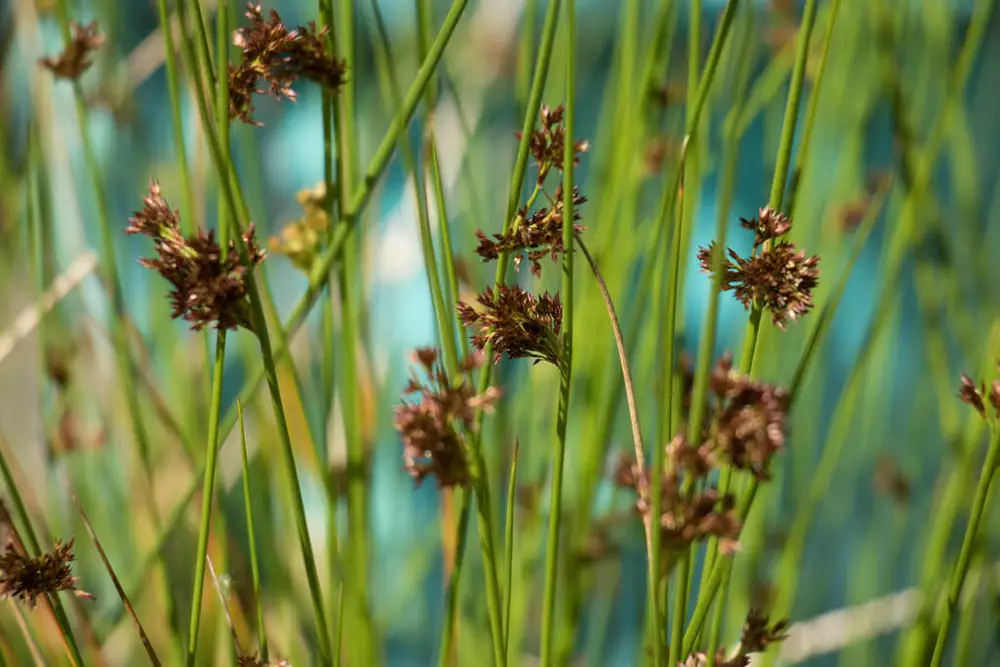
[475,185,587,277]
[958,367,1000,419]
[681,608,789,666]
[514,104,590,186]
[681,354,790,481]
[458,103,590,368]
[698,207,820,329]
[39,20,104,80]
[230,3,348,124]
[126,182,266,332]
[457,285,563,367]
[616,355,789,554]
[393,348,501,488]
[0,539,94,608]
[616,438,742,555]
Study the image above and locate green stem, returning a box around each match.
[540,1,576,663]
[185,333,227,665]
[334,0,376,663]
[237,400,268,662]
[928,422,1000,666]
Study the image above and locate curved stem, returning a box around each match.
[574,235,644,477]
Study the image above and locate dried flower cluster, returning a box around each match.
[268,182,331,272]
[616,438,742,555]
[515,104,590,186]
[230,3,347,124]
[39,20,105,80]
[475,184,587,277]
[698,207,820,329]
[0,539,93,608]
[680,608,789,666]
[393,348,501,488]
[459,104,590,368]
[682,354,790,481]
[126,182,266,332]
[617,355,789,554]
[958,367,1000,419]
[457,285,563,367]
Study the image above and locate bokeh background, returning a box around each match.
[2,0,1000,665]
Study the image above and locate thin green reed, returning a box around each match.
[237,400,268,663]
[368,0,457,376]
[317,0,342,647]
[434,0,565,662]
[185,2,231,661]
[701,13,757,667]
[155,0,195,233]
[539,0,576,663]
[674,2,818,654]
[170,1,335,663]
[929,392,1000,666]
[740,0,818,374]
[664,140,690,667]
[112,12,477,635]
[330,0,377,660]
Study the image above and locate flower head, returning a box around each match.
[698,239,819,330]
[475,185,587,277]
[127,182,266,332]
[699,208,820,329]
[958,367,1000,419]
[680,608,788,666]
[457,284,562,367]
[515,104,590,186]
[0,539,94,608]
[230,3,347,124]
[615,447,742,556]
[393,348,501,488]
[39,21,104,80]
[739,207,792,248]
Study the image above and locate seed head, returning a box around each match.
[475,185,587,277]
[457,285,563,367]
[230,3,347,125]
[739,207,792,248]
[698,239,819,330]
[514,104,590,186]
[393,348,501,488]
[700,209,820,329]
[127,182,266,332]
[39,21,104,80]
[958,368,1000,419]
[0,539,94,608]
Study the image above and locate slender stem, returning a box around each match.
[335,0,376,663]
[156,0,196,233]
[928,422,1000,666]
[317,0,340,649]
[539,2,576,662]
[574,236,644,480]
[237,400,268,662]
[439,1,564,663]
[738,0,818,374]
[502,441,520,663]
[111,2,474,618]
[171,0,335,661]
[665,140,691,667]
[186,332,227,665]
[437,489,472,667]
